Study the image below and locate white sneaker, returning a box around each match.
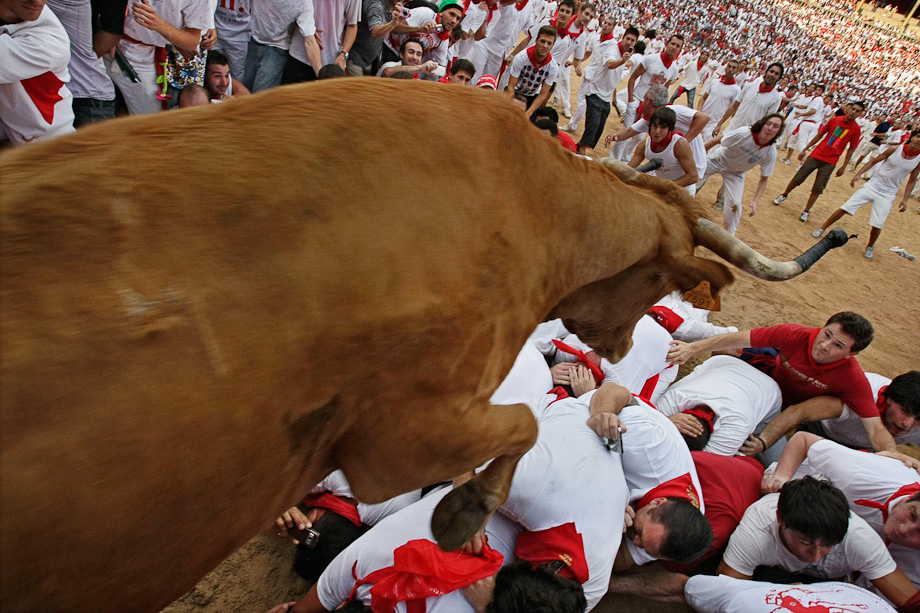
[864,246,874,259]
[799,211,809,222]
[713,200,724,211]
[563,109,572,118]
[773,194,787,205]
[781,158,791,165]
[560,123,577,132]
[811,228,825,238]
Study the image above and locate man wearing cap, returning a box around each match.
[384,0,465,70]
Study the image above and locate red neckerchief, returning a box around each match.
[649,130,683,153]
[758,80,776,93]
[547,385,570,406]
[647,306,685,333]
[551,339,605,384]
[697,59,705,70]
[682,407,715,431]
[720,74,736,85]
[855,483,920,544]
[550,13,580,38]
[302,492,363,527]
[348,539,504,613]
[600,31,614,42]
[617,41,628,55]
[435,14,451,40]
[515,523,590,584]
[903,144,920,159]
[526,45,553,69]
[876,385,889,413]
[660,51,675,68]
[637,473,702,510]
[515,0,529,9]
[750,128,772,149]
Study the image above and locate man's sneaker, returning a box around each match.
[713,200,724,211]
[781,158,791,165]
[563,109,573,118]
[560,123,577,132]
[799,211,809,222]
[864,246,874,259]
[811,228,825,238]
[773,194,787,206]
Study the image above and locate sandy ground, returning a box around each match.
[162,73,920,613]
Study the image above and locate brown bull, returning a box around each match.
[0,79,846,612]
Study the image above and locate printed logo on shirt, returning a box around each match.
[827,126,849,148]
[778,355,832,392]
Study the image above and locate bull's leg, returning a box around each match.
[429,401,538,551]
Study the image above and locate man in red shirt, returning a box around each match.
[771,100,865,223]
[667,311,903,459]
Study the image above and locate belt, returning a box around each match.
[72,98,116,108]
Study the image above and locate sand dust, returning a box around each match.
[162,75,920,613]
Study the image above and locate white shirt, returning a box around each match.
[317,488,522,612]
[722,493,897,580]
[677,54,705,90]
[685,575,896,613]
[631,52,679,102]
[821,373,920,446]
[0,6,75,145]
[582,38,627,100]
[700,78,741,131]
[489,341,554,411]
[631,104,707,175]
[707,126,778,178]
[728,76,784,131]
[46,0,115,101]
[480,2,519,56]
[310,470,422,527]
[214,0,252,44]
[657,355,782,457]
[527,17,588,67]
[643,132,689,183]
[501,390,628,611]
[866,146,920,195]
[290,0,360,68]
[509,50,559,95]
[122,0,212,47]
[250,0,315,50]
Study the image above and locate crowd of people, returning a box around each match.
[3,0,920,611]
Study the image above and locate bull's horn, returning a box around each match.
[693,217,849,281]
[599,157,641,182]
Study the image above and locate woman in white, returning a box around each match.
[629,106,699,195]
[698,113,784,235]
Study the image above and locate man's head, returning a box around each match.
[648,106,677,142]
[764,62,783,86]
[678,409,714,451]
[822,93,834,106]
[804,82,815,95]
[776,477,849,564]
[665,34,684,58]
[535,26,557,59]
[177,84,210,108]
[487,560,586,613]
[449,58,475,84]
[599,16,615,36]
[0,0,44,23]
[880,371,920,438]
[641,84,670,118]
[699,49,710,63]
[644,28,657,40]
[574,2,596,27]
[786,83,799,95]
[532,106,559,124]
[813,83,826,94]
[846,100,865,120]
[204,50,232,99]
[751,113,786,145]
[318,64,346,79]
[438,0,465,30]
[811,311,873,364]
[629,498,713,564]
[632,40,646,55]
[907,130,920,151]
[622,27,639,48]
[534,118,558,137]
[292,507,365,581]
[886,490,920,550]
[556,0,575,23]
[512,92,529,109]
[724,59,739,78]
[738,59,749,72]
[400,39,424,66]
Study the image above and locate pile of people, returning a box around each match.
[266,304,920,613]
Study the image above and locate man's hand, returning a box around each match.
[423,21,438,33]
[570,364,598,397]
[503,54,514,65]
[623,504,635,533]
[550,362,576,385]
[201,28,217,50]
[711,126,721,138]
[835,166,845,177]
[798,151,805,162]
[749,201,758,217]
[133,0,165,33]
[876,450,920,473]
[391,2,406,23]
[461,527,488,555]
[761,472,788,494]
[274,506,311,544]
[267,602,298,613]
[851,176,858,188]
[899,200,907,212]
[461,575,496,613]
[669,413,704,438]
[421,60,438,73]
[565,60,573,67]
[666,340,694,364]
[739,433,766,457]
[335,53,346,69]
[587,411,625,439]
[575,65,583,77]
[604,133,618,147]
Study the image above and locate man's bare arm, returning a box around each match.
[666,330,752,364]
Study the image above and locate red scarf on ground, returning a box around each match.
[515,523,590,584]
[302,492,363,527]
[660,52,675,68]
[551,339,605,384]
[526,45,553,69]
[351,539,504,613]
[638,473,702,510]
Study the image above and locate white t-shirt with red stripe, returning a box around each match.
[0,6,75,145]
[310,470,423,528]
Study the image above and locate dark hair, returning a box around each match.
[292,509,365,581]
[645,28,657,39]
[851,100,866,110]
[557,0,576,10]
[910,491,920,504]
[451,58,475,77]
[649,106,677,131]
[579,2,596,13]
[886,371,920,418]
[633,40,646,55]
[750,113,786,144]
[668,34,685,44]
[205,49,229,68]
[814,83,826,92]
[766,62,784,77]
[911,129,920,140]
[624,26,640,38]
[390,71,416,80]
[400,38,424,56]
[651,499,713,564]
[513,92,528,103]
[680,413,713,452]
[787,83,799,89]
[336,601,371,613]
[317,64,346,79]
[534,118,558,136]
[532,106,559,123]
[537,24,558,41]
[825,311,874,352]
[487,560,586,613]
[777,476,849,547]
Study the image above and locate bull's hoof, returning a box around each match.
[431,478,501,551]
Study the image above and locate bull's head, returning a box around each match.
[548,159,848,362]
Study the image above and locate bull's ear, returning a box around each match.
[598,158,641,183]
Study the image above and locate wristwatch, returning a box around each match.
[338,50,349,60]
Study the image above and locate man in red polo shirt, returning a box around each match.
[667,311,902,459]
[771,100,865,222]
